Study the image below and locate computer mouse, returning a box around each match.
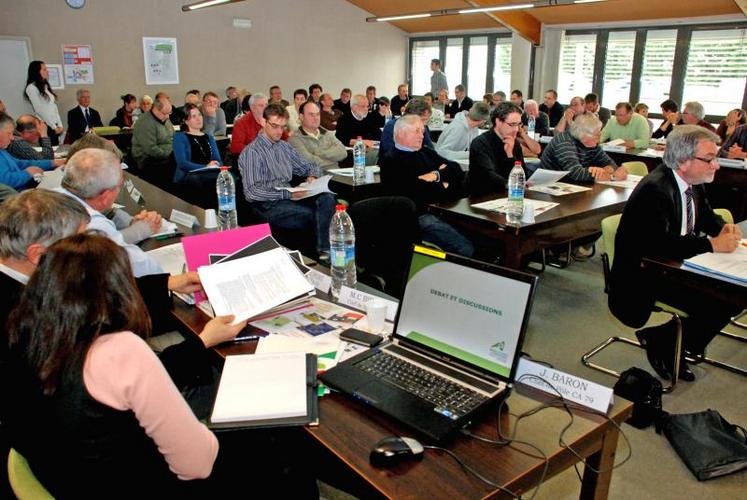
[369,436,424,467]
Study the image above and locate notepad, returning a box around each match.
[211,352,308,424]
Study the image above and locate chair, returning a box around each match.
[581,213,684,392]
[620,161,649,177]
[7,449,54,499]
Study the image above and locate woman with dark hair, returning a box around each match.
[716,108,746,143]
[24,61,63,145]
[652,99,683,139]
[109,93,138,128]
[173,103,222,207]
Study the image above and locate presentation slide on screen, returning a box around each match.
[397,254,531,378]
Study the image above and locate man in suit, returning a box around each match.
[539,89,565,128]
[610,125,743,381]
[584,93,611,127]
[446,85,474,118]
[66,89,103,142]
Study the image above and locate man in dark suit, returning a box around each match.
[610,125,743,381]
[66,89,103,142]
[446,84,474,118]
[585,93,611,127]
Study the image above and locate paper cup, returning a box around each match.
[366,300,387,333]
[204,209,218,228]
[364,166,375,183]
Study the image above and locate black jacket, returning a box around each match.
[468,130,526,197]
[446,97,474,118]
[66,106,103,142]
[335,111,385,146]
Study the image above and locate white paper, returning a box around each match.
[306,268,332,294]
[527,182,592,196]
[328,166,380,176]
[471,198,559,216]
[527,168,567,186]
[337,286,398,322]
[641,148,665,158]
[605,138,625,146]
[150,219,179,239]
[276,175,335,200]
[198,247,315,324]
[684,241,747,284]
[211,352,307,423]
[256,332,340,356]
[145,242,186,276]
[37,169,65,190]
[596,174,643,189]
[717,158,747,169]
[142,37,179,85]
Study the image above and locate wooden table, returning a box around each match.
[429,184,632,269]
[329,173,384,204]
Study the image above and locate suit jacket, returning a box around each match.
[446,97,474,118]
[596,107,611,127]
[66,106,103,142]
[609,164,725,327]
[521,111,550,137]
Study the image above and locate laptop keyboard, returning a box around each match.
[356,351,488,420]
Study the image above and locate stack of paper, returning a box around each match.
[275,174,335,200]
[597,174,643,189]
[683,242,747,284]
[472,198,559,216]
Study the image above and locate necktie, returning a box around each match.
[85,108,91,127]
[685,187,694,235]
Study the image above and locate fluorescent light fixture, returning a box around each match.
[573,0,607,3]
[375,13,432,22]
[182,0,237,12]
[458,3,535,14]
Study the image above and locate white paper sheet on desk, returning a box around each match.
[527,168,567,186]
[150,220,179,238]
[146,242,186,276]
[275,174,335,199]
[471,197,559,215]
[256,331,340,356]
[527,182,591,196]
[684,242,747,284]
[37,168,64,190]
[640,148,664,158]
[596,174,643,189]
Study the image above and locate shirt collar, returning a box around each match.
[0,263,29,284]
[673,168,690,195]
[300,127,321,139]
[395,144,415,152]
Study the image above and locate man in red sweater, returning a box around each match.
[230,93,288,156]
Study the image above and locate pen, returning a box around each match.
[155,231,184,241]
[233,335,261,342]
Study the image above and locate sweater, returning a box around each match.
[539,130,617,182]
[131,111,174,165]
[25,83,63,130]
[202,107,227,136]
[0,149,54,189]
[435,111,481,161]
[600,113,651,148]
[469,129,526,197]
[288,127,347,171]
[230,112,288,156]
[335,111,384,146]
[7,135,54,160]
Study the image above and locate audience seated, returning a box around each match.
[0,114,59,190]
[554,95,585,133]
[435,102,489,161]
[286,89,307,133]
[133,94,153,122]
[521,99,550,137]
[584,93,611,127]
[268,85,290,108]
[681,101,715,132]
[390,84,410,117]
[600,102,651,149]
[539,89,565,128]
[132,92,174,185]
[319,93,342,131]
[366,85,382,113]
[308,84,323,105]
[423,93,445,129]
[333,88,352,115]
[435,89,450,113]
[66,89,103,143]
[170,89,200,126]
[110,94,137,128]
[200,91,227,136]
[380,98,435,159]
[24,61,64,146]
[239,104,335,260]
[220,86,240,124]
[634,102,654,135]
[289,101,347,171]
[492,91,506,109]
[173,103,222,207]
[540,113,628,182]
[652,99,683,139]
[231,93,289,157]
[715,108,746,143]
[720,123,747,159]
[7,115,54,160]
[335,94,386,147]
[510,90,524,109]
[380,115,473,257]
[445,85,474,118]
[470,102,538,197]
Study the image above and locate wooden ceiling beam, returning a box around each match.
[734,0,747,16]
[466,1,542,45]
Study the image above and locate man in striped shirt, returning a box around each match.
[539,113,628,182]
[238,103,336,259]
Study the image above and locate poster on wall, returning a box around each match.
[46,64,65,90]
[142,37,179,85]
[62,44,94,85]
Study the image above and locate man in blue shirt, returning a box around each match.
[0,114,60,190]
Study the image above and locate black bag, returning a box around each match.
[612,367,663,429]
[657,409,747,481]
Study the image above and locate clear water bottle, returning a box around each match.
[329,204,356,300]
[506,161,525,226]
[527,117,536,138]
[216,166,238,230]
[353,136,366,185]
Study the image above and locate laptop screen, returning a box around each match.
[394,247,536,382]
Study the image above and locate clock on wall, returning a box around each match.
[65,0,86,9]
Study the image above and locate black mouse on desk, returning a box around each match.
[370,436,424,467]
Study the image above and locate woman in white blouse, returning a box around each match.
[25,61,64,145]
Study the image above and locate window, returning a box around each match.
[558,33,597,103]
[444,38,464,97]
[410,40,440,96]
[493,39,512,94]
[639,29,677,110]
[467,37,488,99]
[682,28,747,116]
[602,31,636,108]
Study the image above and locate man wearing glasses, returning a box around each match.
[468,102,540,197]
[610,125,742,382]
[239,104,335,261]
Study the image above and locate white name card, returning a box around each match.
[306,268,332,294]
[337,286,398,321]
[515,358,614,414]
[170,209,199,228]
[601,144,626,153]
[125,179,134,193]
[130,187,142,203]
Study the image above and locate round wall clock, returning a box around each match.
[65,0,86,9]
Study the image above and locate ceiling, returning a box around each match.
[346,0,745,44]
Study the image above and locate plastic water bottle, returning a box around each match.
[329,204,356,300]
[353,136,366,185]
[527,117,536,138]
[506,161,525,226]
[216,166,238,230]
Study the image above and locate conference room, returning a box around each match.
[0,0,746,498]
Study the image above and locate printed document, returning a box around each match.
[276,174,335,200]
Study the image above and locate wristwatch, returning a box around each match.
[610,173,616,181]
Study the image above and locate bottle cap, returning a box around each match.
[335,204,347,212]
[356,136,363,140]
[219,165,229,170]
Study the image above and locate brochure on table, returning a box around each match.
[472,197,559,216]
[684,241,747,284]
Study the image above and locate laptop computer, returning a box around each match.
[320,245,537,441]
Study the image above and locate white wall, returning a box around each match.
[0,0,407,126]
[510,33,532,96]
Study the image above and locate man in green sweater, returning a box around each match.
[600,102,651,149]
[132,92,174,186]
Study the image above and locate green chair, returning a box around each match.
[7,449,54,499]
[620,161,649,177]
[581,213,684,392]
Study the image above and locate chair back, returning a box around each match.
[600,213,622,293]
[7,448,54,499]
[621,161,648,177]
[714,208,734,224]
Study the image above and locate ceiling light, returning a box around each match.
[458,4,535,14]
[182,0,240,12]
[375,13,433,22]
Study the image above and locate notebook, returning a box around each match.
[320,246,537,441]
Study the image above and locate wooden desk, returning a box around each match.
[329,174,384,204]
[429,184,632,269]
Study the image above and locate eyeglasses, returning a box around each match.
[503,121,522,128]
[266,121,285,130]
[694,156,718,164]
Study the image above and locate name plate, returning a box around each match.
[170,209,199,228]
[130,187,142,203]
[515,358,614,414]
[601,144,626,153]
[717,158,746,169]
[306,268,331,294]
[337,286,398,321]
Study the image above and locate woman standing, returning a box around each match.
[24,61,63,145]
[110,94,138,128]
[173,103,222,207]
